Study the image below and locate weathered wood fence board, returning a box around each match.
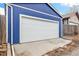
[63,25,79,36]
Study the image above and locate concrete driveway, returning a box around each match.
[12,38,72,56]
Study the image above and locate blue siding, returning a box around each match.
[13,3,61,17]
[8,3,62,44]
[8,6,11,43]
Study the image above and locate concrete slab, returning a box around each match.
[12,38,72,56]
[7,43,12,56]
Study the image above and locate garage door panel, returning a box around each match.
[20,15,59,43]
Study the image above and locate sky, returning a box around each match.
[51,3,79,15]
[51,3,71,15]
[0,3,5,8]
[0,3,5,15]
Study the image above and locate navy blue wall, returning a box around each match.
[8,6,11,44]
[8,3,62,44]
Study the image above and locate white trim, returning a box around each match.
[11,6,13,44]
[9,4,61,19]
[6,4,8,43]
[20,14,59,23]
[20,15,21,43]
[69,21,79,25]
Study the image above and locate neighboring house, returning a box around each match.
[62,12,79,36]
[6,3,62,44]
[63,12,79,25]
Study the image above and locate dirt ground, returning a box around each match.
[60,35,79,56]
[45,35,79,56]
[60,41,79,56]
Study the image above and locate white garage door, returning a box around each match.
[20,15,59,43]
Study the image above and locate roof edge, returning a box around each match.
[47,3,62,18]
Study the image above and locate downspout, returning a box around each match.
[9,4,15,56]
[7,4,13,44]
[60,18,63,37]
[11,5,13,45]
[6,4,15,56]
[5,4,8,44]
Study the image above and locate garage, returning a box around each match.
[4,3,75,56]
[6,3,74,56]
[6,3,62,44]
[20,14,59,43]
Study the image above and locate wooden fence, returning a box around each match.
[0,15,7,56]
[63,24,79,36]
